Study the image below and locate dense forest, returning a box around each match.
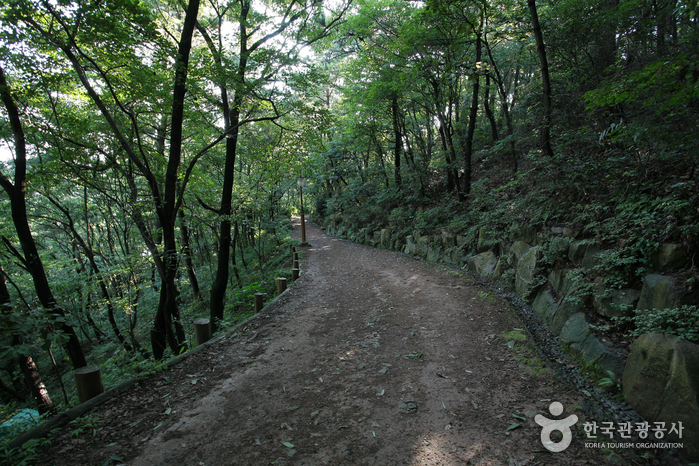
[1,0,697,449]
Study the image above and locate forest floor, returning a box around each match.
[36,219,688,466]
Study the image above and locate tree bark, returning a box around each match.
[391,95,402,187]
[462,34,482,196]
[527,0,555,158]
[179,208,201,301]
[151,0,201,358]
[0,64,88,370]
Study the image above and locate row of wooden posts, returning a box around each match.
[74,244,302,404]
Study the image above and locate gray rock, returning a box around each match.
[623,333,699,458]
[380,229,391,247]
[559,313,625,377]
[650,243,687,272]
[636,274,680,312]
[456,235,467,247]
[550,297,584,335]
[467,251,498,279]
[559,312,591,345]
[562,227,580,238]
[594,288,641,319]
[510,241,531,266]
[533,286,584,335]
[549,269,578,297]
[441,229,456,248]
[398,401,419,414]
[477,226,498,253]
[515,246,542,299]
[404,235,416,255]
[426,244,442,262]
[492,258,507,281]
[416,236,430,258]
[569,240,597,267]
[532,289,557,324]
[510,223,537,245]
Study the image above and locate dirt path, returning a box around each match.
[42,220,621,465]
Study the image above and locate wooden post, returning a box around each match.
[299,182,308,246]
[293,260,299,269]
[254,293,264,312]
[75,365,104,404]
[292,268,299,281]
[194,318,211,346]
[277,277,287,294]
[293,252,298,261]
[289,245,294,254]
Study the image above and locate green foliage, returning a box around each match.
[0,436,51,466]
[611,305,699,342]
[597,370,621,392]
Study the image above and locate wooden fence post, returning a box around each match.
[277,277,287,294]
[194,318,211,346]
[75,365,104,404]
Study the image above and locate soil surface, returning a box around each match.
[37,220,684,465]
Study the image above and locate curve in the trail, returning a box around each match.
[127,219,604,465]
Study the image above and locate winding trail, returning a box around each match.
[46,219,609,465]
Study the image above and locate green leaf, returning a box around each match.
[506,422,521,431]
[282,441,295,448]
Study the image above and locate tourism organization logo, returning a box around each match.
[535,402,578,452]
[534,401,684,453]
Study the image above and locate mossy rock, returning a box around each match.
[623,333,699,459]
[515,246,542,299]
[477,226,499,253]
[510,223,537,245]
[467,251,498,279]
[636,274,681,312]
[594,288,641,319]
[441,229,456,248]
[510,241,531,266]
[650,243,688,272]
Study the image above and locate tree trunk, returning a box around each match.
[527,0,555,158]
[462,34,482,196]
[0,64,88,370]
[152,0,201,358]
[391,96,402,187]
[484,72,498,142]
[179,208,201,301]
[209,10,248,331]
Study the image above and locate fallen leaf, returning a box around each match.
[163,408,172,415]
[153,422,163,431]
[506,422,521,431]
[512,413,526,421]
[281,441,295,449]
[376,389,385,397]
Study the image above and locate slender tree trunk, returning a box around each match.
[152,0,201,358]
[0,65,88,370]
[463,34,482,196]
[484,72,498,142]
[527,0,555,158]
[179,208,201,301]
[391,96,402,187]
